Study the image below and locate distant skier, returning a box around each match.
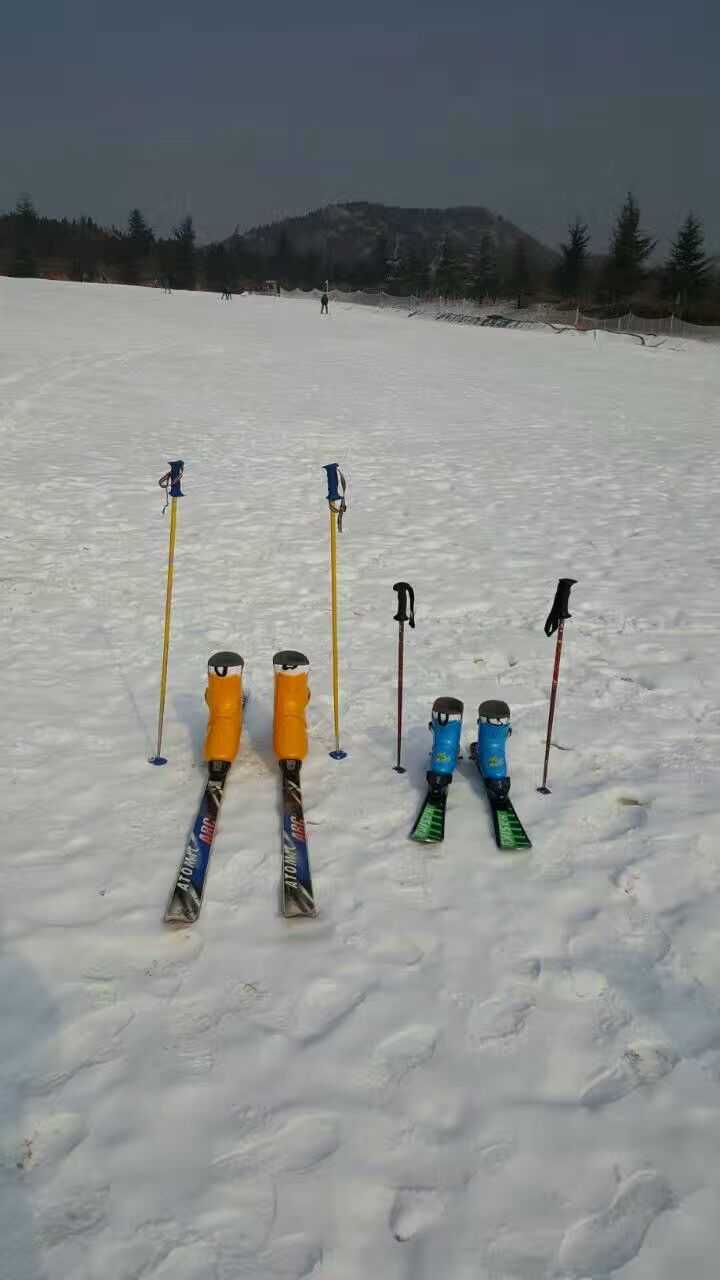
[321,292,329,315]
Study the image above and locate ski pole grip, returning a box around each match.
[169,460,185,498]
[393,581,415,627]
[323,462,341,503]
[544,577,577,636]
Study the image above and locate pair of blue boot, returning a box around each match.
[410,698,531,849]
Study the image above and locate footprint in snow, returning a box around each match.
[290,971,372,1043]
[364,934,427,967]
[31,1003,134,1093]
[557,1168,673,1277]
[580,1041,678,1107]
[576,787,649,841]
[34,1182,109,1248]
[213,1110,340,1175]
[11,1111,88,1172]
[467,995,534,1047]
[360,1024,438,1094]
[261,1234,324,1277]
[390,1188,446,1242]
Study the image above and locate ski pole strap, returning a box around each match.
[393,581,415,628]
[323,462,347,532]
[158,460,185,513]
[544,578,577,636]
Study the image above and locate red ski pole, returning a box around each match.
[538,578,577,794]
[392,582,415,773]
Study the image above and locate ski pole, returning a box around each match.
[150,460,185,765]
[323,462,347,759]
[538,577,577,794]
[392,581,415,772]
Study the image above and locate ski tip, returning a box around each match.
[280,889,318,918]
[164,906,199,927]
[537,785,551,795]
[149,755,168,766]
[329,749,348,760]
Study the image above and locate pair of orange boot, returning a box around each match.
[203,650,310,765]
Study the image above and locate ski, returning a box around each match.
[273,650,316,917]
[410,782,449,842]
[410,696,463,843]
[164,651,244,926]
[164,760,232,925]
[470,700,532,851]
[280,759,316,916]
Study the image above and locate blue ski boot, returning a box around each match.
[475,700,512,799]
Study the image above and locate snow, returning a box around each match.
[2,276,720,1280]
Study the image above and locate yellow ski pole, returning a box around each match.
[150,460,185,765]
[323,463,347,759]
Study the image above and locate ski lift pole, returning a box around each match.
[150,460,185,765]
[538,577,577,794]
[392,582,415,772]
[323,463,347,759]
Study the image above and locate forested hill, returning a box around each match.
[236,200,557,279]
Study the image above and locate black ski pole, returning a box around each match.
[538,578,577,794]
[392,582,415,772]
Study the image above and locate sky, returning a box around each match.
[2,0,718,253]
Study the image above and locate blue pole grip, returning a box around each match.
[324,463,341,503]
[169,460,185,498]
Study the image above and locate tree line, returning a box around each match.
[2,192,718,322]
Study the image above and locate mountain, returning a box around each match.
[233,201,558,279]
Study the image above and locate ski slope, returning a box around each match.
[3,276,720,1280]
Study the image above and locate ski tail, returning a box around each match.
[280,760,316,916]
[409,696,463,842]
[164,760,231,925]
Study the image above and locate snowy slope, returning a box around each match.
[2,277,720,1280]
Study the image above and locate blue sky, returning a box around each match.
[2,0,718,251]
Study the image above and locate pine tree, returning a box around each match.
[509,240,531,305]
[128,208,154,251]
[15,194,38,231]
[120,208,155,284]
[205,242,234,294]
[606,192,655,300]
[12,194,39,277]
[386,234,403,291]
[664,214,711,315]
[434,236,464,299]
[470,233,499,301]
[271,230,294,284]
[10,245,37,278]
[400,247,431,297]
[172,215,196,291]
[556,219,590,299]
[414,249,431,297]
[371,232,389,287]
[69,215,100,281]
